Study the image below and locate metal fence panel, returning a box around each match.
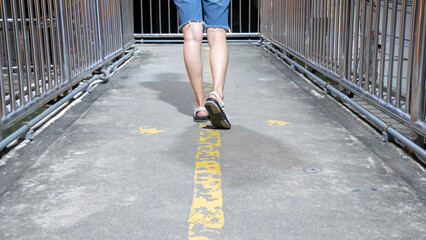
[134,0,260,37]
[1,0,134,138]
[260,0,426,147]
[122,0,134,49]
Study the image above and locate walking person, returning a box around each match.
[174,0,232,129]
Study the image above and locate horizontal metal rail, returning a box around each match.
[135,33,261,39]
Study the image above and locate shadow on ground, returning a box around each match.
[141,73,194,117]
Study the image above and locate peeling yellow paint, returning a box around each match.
[188,48,225,240]
[188,126,224,238]
[138,126,167,134]
[265,120,292,127]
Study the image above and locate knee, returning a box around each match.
[207,28,227,46]
[183,22,203,43]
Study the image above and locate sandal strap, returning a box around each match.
[194,107,207,114]
[209,91,225,106]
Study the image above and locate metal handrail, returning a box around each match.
[259,0,426,160]
[1,0,134,142]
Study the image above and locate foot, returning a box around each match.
[193,107,209,122]
[205,91,231,129]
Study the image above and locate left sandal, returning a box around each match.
[193,107,209,122]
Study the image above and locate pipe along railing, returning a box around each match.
[0,49,136,152]
[262,41,426,162]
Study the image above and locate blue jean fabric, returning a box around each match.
[174,0,231,31]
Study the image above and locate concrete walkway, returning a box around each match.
[0,43,425,239]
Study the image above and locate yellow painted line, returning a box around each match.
[138,126,167,134]
[188,47,224,239]
[265,120,292,127]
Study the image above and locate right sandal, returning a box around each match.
[205,91,231,129]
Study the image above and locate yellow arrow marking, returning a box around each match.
[138,126,167,135]
[265,120,292,127]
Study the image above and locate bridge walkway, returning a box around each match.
[0,43,424,239]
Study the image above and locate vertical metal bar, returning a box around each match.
[286,0,290,48]
[141,0,144,33]
[386,0,399,104]
[52,0,64,84]
[0,27,6,117]
[314,0,319,63]
[395,0,408,109]
[296,0,299,51]
[11,0,26,106]
[405,0,418,113]
[319,0,324,65]
[81,0,89,69]
[287,0,290,47]
[72,0,80,74]
[176,7,179,32]
[19,0,33,101]
[56,0,71,86]
[47,0,59,87]
[66,0,75,76]
[230,0,233,31]
[306,0,311,60]
[322,0,327,66]
[34,0,47,93]
[70,0,77,76]
[87,0,94,67]
[106,0,112,56]
[104,0,110,56]
[325,0,331,69]
[346,0,354,81]
[168,0,171,33]
[364,0,374,91]
[319,0,324,64]
[158,0,162,34]
[239,0,242,33]
[149,0,153,33]
[371,0,381,95]
[297,0,301,54]
[257,0,260,33]
[352,0,361,85]
[280,0,283,44]
[95,0,103,61]
[249,0,251,32]
[378,0,389,99]
[27,0,41,97]
[410,0,426,143]
[333,0,340,73]
[329,0,335,71]
[300,0,303,53]
[358,0,367,88]
[1,0,17,111]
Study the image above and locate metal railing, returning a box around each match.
[260,0,426,154]
[134,0,260,39]
[1,0,134,139]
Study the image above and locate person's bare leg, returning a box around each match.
[207,27,228,101]
[182,22,207,117]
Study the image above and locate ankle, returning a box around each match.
[210,91,224,101]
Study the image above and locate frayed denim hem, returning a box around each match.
[178,20,204,32]
[205,25,230,32]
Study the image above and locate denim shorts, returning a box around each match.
[174,0,231,31]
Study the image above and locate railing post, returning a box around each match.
[304,0,311,65]
[339,0,350,90]
[410,0,426,148]
[56,0,71,86]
